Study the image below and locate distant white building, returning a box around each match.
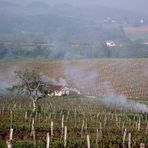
[61,87,81,96]
[140,19,144,24]
[103,17,116,24]
[47,84,80,97]
[48,90,63,97]
[106,40,116,47]
[47,85,63,97]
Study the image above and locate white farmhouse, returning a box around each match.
[47,84,80,97]
[140,19,144,24]
[47,85,63,97]
[106,40,116,47]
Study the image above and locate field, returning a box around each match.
[1,59,148,99]
[124,25,148,35]
[0,59,148,147]
[124,25,148,41]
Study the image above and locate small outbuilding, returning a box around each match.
[47,84,80,97]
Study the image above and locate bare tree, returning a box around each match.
[8,68,50,147]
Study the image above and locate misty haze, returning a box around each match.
[0,0,148,147]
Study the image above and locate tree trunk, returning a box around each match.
[31,99,37,147]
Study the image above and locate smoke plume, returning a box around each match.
[64,62,98,93]
[64,62,148,113]
[100,81,148,113]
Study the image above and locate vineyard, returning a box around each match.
[0,95,148,147]
[1,59,148,99]
[0,59,148,147]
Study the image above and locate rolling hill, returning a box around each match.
[0,2,140,43]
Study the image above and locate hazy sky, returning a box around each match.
[2,0,148,13]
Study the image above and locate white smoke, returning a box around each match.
[64,63,98,93]
[100,81,148,113]
[0,66,19,95]
[64,62,148,113]
[58,77,68,86]
[41,74,68,86]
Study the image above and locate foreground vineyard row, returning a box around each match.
[0,96,148,147]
